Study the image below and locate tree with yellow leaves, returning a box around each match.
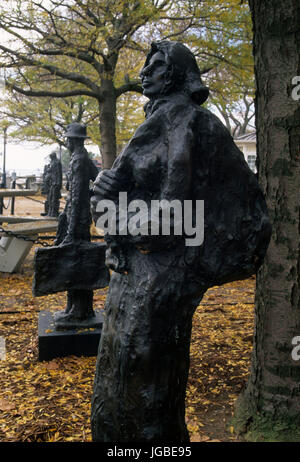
[0,0,255,166]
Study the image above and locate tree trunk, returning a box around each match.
[235,0,300,441]
[99,78,117,169]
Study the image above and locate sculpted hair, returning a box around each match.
[142,41,209,105]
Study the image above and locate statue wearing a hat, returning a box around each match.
[55,122,98,245]
[53,122,99,327]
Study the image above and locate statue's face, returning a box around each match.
[66,137,75,153]
[140,51,169,98]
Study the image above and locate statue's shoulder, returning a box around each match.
[158,95,231,138]
[193,106,231,136]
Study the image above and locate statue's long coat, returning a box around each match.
[91,92,271,442]
[56,147,98,244]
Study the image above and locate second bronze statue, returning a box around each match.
[90,41,271,442]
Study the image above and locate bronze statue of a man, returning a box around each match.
[90,41,271,442]
[41,163,50,216]
[47,151,62,218]
[32,124,109,334]
[53,123,99,327]
[55,123,98,245]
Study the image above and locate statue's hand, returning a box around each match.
[91,169,124,226]
[92,169,123,200]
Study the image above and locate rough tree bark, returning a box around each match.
[235,0,300,441]
[98,80,117,170]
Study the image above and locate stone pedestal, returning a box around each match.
[38,309,104,361]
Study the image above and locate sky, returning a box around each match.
[2,142,51,175]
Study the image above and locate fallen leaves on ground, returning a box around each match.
[0,242,255,442]
[186,278,255,442]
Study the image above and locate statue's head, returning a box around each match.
[65,123,89,152]
[140,41,209,104]
[50,151,57,160]
[65,123,88,139]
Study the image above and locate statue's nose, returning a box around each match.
[140,65,151,79]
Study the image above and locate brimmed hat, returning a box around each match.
[65,122,89,138]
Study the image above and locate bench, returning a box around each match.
[0,220,58,273]
[0,215,57,224]
[0,189,38,197]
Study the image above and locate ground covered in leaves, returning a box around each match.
[0,197,255,442]
[0,251,255,442]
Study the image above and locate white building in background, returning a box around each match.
[235,131,257,173]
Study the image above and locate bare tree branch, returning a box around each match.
[0,43,101,94]
[5,81,98,99]
[115,80,143,97]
